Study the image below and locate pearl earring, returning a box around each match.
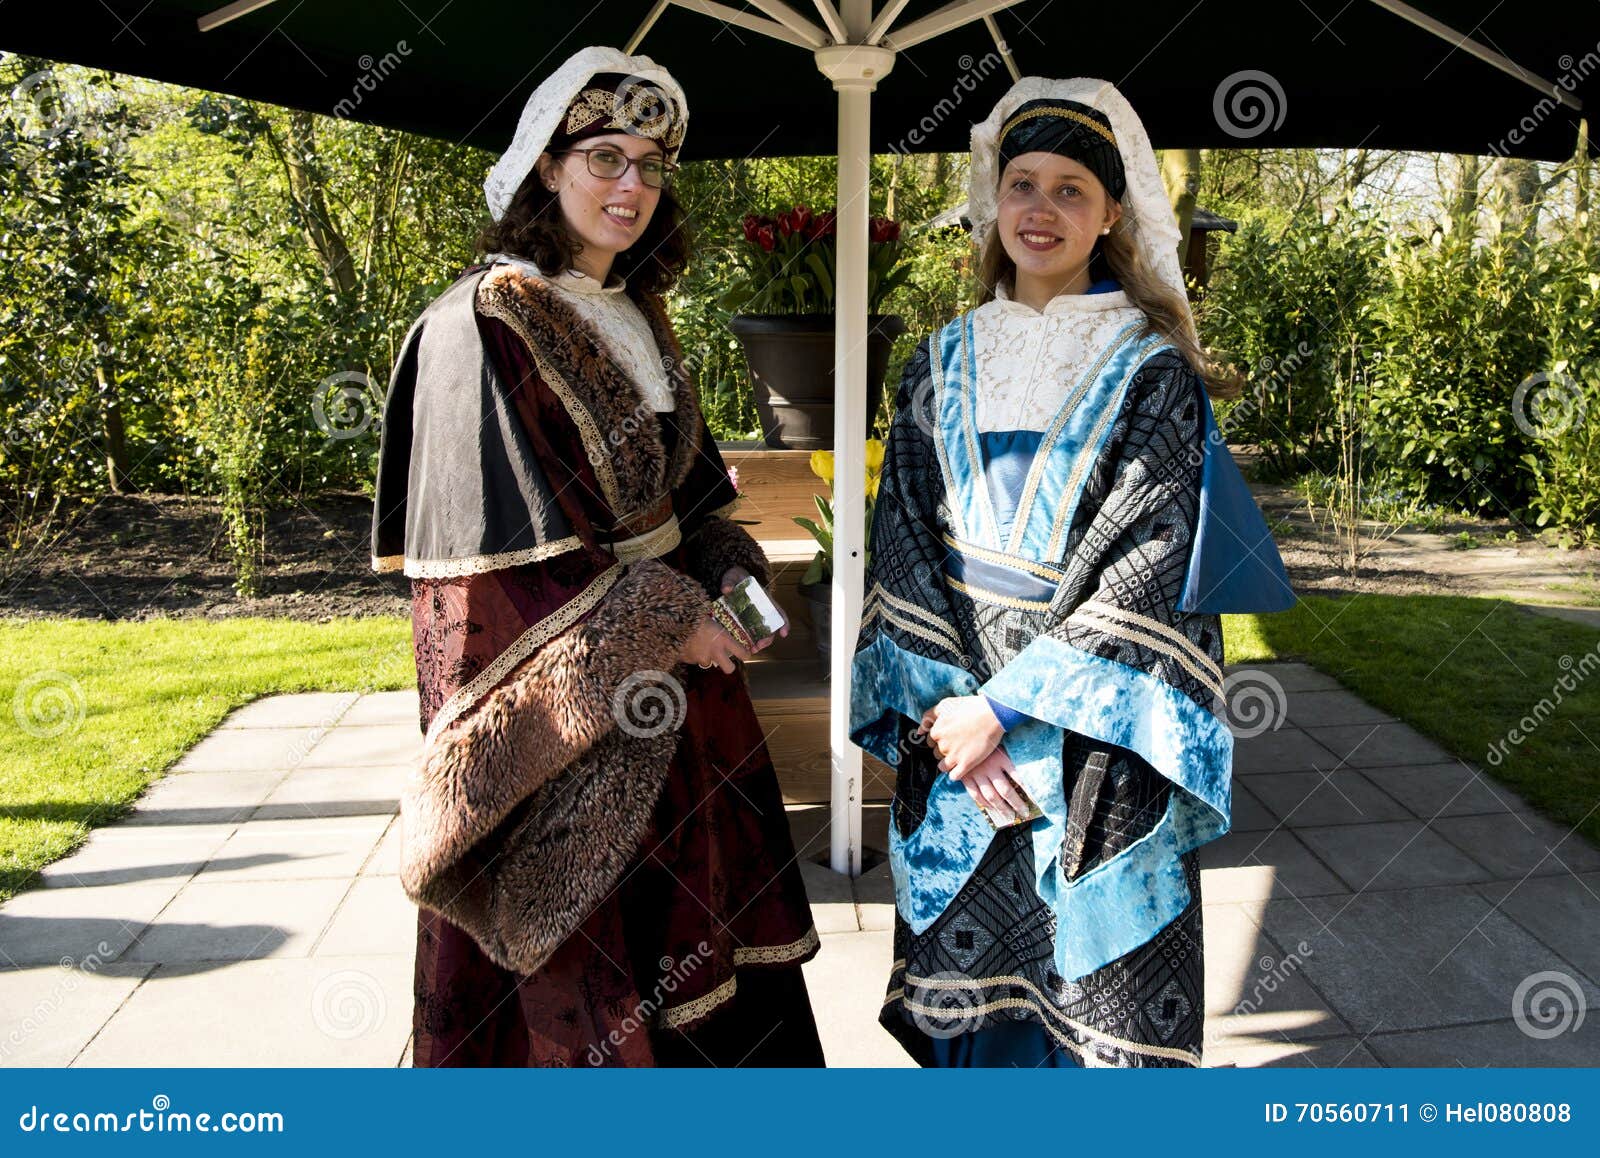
[1100,227,1110,235]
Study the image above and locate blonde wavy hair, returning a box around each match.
[974,215,1241,401]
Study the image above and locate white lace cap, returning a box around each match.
[484,45,689,222]
[968,77,1191,331]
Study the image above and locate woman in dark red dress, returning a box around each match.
[370,46,824,1067]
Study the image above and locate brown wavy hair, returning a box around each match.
[974,214,1242,400]
[475,157,693,296]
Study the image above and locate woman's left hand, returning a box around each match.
[920,695,1004,781]
[719,565,789,652]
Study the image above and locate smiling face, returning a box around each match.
[995,150,1122,299]
[536,131,664,278]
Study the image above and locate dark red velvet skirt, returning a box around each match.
[410,660,825,1067]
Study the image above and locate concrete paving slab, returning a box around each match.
[1363,1017,1599,1065]
[217,693,358,730]
[1474,871,1600,985]
[32,824,237,890]
[1247,769,1413,827]
[360,817,401,877]
[1257,885,1600,1035]
[118,770,288,827]
[1433,812,1600,880]
[299,726,420,769]
[1197,829,1352,903]
[122,877,352,963]
[1205,1035,1383,1067]
[1362,761,1536,819]
[0,883,182,967]
[315,878,417,958]
[172,728,332,774]
[73,955,414,1066]
[1301,723,1453,768]
[0,962,155,1066]
[194,815,391,882]
[800,930,913,1067]
[1228,781,1278,832]
[1232,726,1342,775]
[1287,689,1397,728]
[1225,662,1343,693]
[1202,902,1348,1045]
[1295,819,1497,891]
[337,691,420,728]
[252,764,409,821]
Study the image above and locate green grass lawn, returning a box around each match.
[0,616,414,902]
[1225,594,1600,848]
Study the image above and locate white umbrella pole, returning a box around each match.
[815,30,894,877]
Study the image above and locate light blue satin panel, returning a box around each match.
[933,314,997,548]
[1177,391,1297,613]
[977,430,1042,544]
[977,638,1233,981]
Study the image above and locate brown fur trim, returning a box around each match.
[683,515,773,598]
[476,266,701,513]
[399,556,711,972]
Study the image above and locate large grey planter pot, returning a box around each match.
[729,313,908,449]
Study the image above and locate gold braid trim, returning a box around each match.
[1074,599,1223,684]
[654,927,822,1030]
[945,575,1052,613]
[387,536,587,580]
[476,269,627,515]
[940,531,1064,582]
[609,513,682,564]
[705,495,743,521]
[1067,609,1224,700]
[999,105,1117,148]
[886,968,1200,1066]
[422,564,623,748]
[866,583,964,651]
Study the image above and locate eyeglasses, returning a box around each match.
[557,146,677,189]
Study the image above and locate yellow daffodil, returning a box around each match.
[809,449,834,488]
[865,473,880,501]
[864,438,885,476]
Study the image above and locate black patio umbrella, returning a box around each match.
[5,0,1593,871]
[0,2,1593,160]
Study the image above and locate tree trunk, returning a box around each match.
[1449,154,1482,241]
[1161,147,1201,267]
[270,111,357,296]
[96,362,133,494]
[1496,156,1543,252]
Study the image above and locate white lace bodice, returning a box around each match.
[971,277,1149,433]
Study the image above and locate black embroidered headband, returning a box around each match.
[997,98,1126,201]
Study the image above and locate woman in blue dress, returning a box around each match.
[851,76,1294,1068]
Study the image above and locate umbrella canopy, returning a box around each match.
[0,1,1594,161]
